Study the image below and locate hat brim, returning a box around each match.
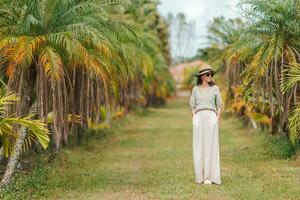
[194,69,215,77]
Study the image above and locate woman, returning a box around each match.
[189,64,223,185]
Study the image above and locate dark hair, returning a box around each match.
[196,74,215,86]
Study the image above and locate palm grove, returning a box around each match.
[192,0,300,148]
[0,0,175,186]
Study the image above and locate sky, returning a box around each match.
[157,0,240,58]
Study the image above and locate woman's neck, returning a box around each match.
[200,82,209,87]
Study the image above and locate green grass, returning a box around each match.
[1,97,300,200]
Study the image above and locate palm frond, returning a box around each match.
[287,103,300,146]
[38,46,64,80]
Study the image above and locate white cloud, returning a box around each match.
[158,0,240,57]
[158,0,200,20]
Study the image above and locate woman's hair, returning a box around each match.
[196,74,215,86]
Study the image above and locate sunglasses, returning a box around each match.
[204,72,214,77]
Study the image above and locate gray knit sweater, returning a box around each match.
[189,84,223,114]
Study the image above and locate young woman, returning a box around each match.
[189,64,223,185]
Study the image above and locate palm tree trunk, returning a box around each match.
[1,126,27,187]
[269,63,275,133]
[294,85,298,104]
[52,81,60,149]
[0,147,4,162]
[62,79,68,146]
[0,67,36,187]
[273,50,282,107]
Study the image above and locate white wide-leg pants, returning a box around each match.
[192,110,221,184]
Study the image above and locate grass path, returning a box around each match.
[8,97,300,199]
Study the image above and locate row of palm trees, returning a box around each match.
[0,0,175,186]
[194,0,300,148]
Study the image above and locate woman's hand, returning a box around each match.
[217,108,222,119]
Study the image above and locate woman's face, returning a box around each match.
[201,71,213,83]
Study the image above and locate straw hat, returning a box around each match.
[194,64,215,77]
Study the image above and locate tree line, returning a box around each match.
[0,0,175,186]
[190,0,300,149]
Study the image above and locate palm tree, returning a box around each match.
[280,62,300,146]
[0,0,137,149]
[234,0,300,133]
[0,0,175,185]
[0,83,50,186]
[0,0,139,186]
[118,0,175,106]
[195,0,300,146]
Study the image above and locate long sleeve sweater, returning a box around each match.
[189,84,223,114]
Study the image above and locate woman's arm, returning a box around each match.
[189,87,196,116]
[217,108,222,119]
[215,85,223,119]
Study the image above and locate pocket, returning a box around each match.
[211,112,218,126]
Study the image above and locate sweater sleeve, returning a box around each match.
[215,85,223,109]
[189,87,197,113]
